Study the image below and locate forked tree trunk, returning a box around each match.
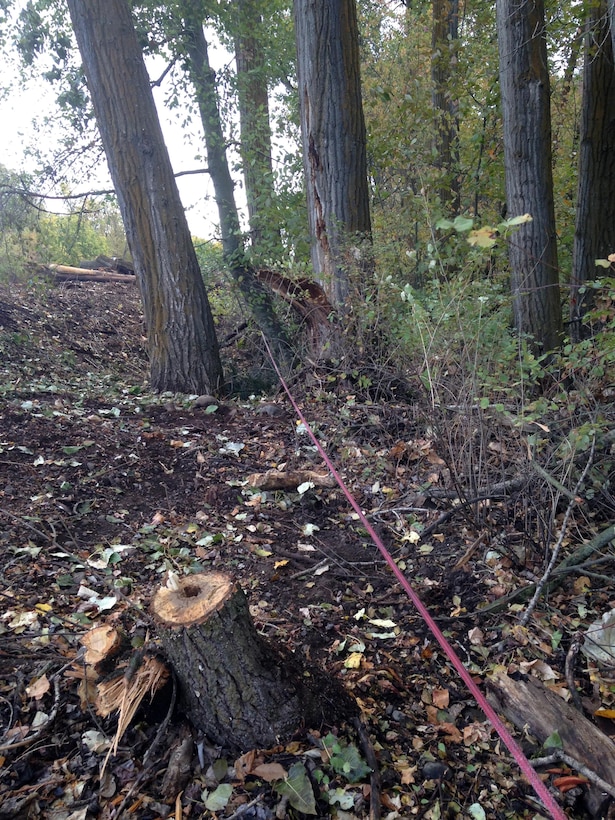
[233,0,283,259]
[177,4,293,370]
[151,572,356,752]
[66,0,223,395]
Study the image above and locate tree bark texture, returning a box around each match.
[152,572,356,753]
[66,0,223,395]
[487,672,615,813]
[609,0,615,59]
[178,5,293,369]
[233,0,283,259]
[496,0,563,353]
[571,0,615,340]
[295,0,372,308]
[431,0,461,213]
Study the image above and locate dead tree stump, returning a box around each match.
[151,571,355,752]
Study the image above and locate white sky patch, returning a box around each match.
[0,8,243,240]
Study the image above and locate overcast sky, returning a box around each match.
[0,22,234,240]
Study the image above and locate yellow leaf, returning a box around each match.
[35,603,52,613]
[467,227,498,248]
[573,576,591,594]
[274,559,289,570]
[253,548,272,558]
[344,652,363,669]
[594,708,615,719]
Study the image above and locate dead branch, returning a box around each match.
[521,437,596,625]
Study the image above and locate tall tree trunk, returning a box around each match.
[233,0,283,260]
[496,0,563,353]
[609,0,615,58]
[571,0,615,341]
[431,0,461,214]
[294,0,372,309]
[177,4,293,369]
[66,0,223,395]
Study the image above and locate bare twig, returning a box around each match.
[564,633,585,712]
[0,677,61,753]
[479,522,615,614]
[353,717,381,820]
[531,749,615,799]
[521,437,595,626]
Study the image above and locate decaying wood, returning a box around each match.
[487,671,615,809]
[247,469,336,491]
[98,653,169,775]
[151,571,356,753]
[255,268,334,354]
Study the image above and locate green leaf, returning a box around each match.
[327,787,355,809]
[204,783,232,811]
[435,218,454,230]
[468,804,486,820]
[212,757,228,782]
[502,213,532,227]
[543,731,563,749]
[452,215,474,232]
[274,762,317,815]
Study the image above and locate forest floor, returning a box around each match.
[1,280,615,820]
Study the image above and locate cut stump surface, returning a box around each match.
[152,571,355,753]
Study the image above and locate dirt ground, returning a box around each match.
[1,280,614,819]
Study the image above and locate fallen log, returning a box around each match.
[151,571,356,753]
[46,264,137,283]
[487,671,615,814]
[247,469,336,491]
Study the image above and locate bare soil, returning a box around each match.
[1,281,613,819]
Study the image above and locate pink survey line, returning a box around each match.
[264,338,567,819]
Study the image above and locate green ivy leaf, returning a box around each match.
[324,735,372,783]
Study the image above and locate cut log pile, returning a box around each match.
[41,255,137,283]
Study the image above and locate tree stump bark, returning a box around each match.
[151,572,355,753]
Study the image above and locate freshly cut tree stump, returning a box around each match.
[151,572,355,752]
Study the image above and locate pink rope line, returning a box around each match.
[263,339,567,819]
